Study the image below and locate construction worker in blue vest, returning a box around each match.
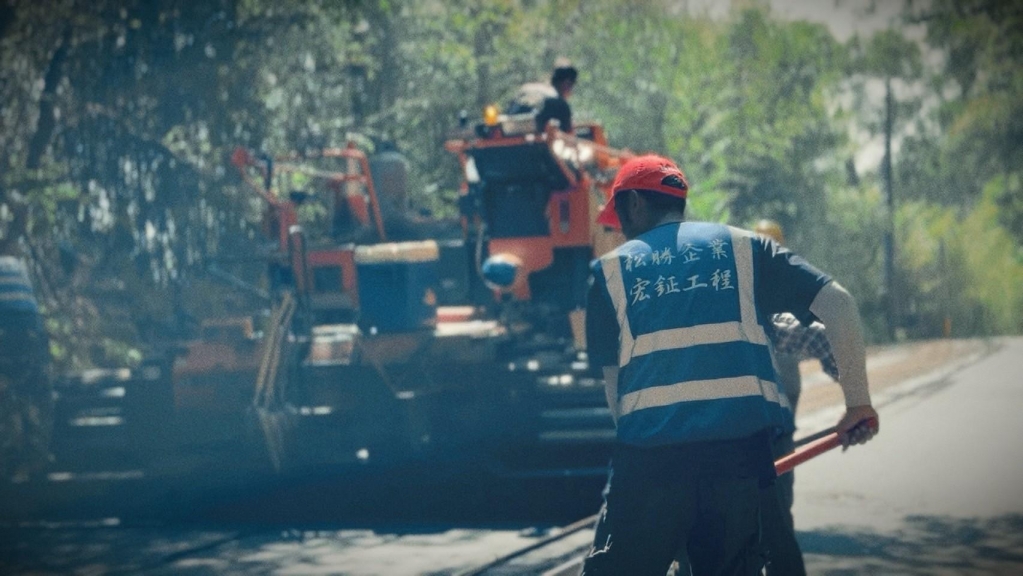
[663,305,840,575]
[581,155,879,575]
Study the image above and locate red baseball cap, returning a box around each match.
[596,155,689,228]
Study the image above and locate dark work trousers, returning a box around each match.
[761,432,806,576]
[582,435,771,576]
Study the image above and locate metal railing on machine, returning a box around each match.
[250,290,297,473]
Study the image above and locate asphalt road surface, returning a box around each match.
[1,337,1020,575]
[795,336,1023,575]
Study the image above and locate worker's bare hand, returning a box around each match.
[836,405,879,451]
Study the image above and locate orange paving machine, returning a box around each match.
[50,112,638,482]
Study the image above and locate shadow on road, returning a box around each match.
[199,468,607,526]
[0,471,608,575]
[1,463,607,526]
[800,514,1023,575]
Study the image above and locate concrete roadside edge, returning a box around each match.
[794,338,999,439]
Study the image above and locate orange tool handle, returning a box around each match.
[774,418,877,476]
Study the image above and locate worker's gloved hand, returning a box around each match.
[836,405,879,451]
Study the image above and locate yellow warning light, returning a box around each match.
[754,219,785,245]
[483,104,500,126]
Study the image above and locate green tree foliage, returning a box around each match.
[1,0,322,368]
[898,0,1023,222]
[382,0,540,213]
[1,0,1021,371]
[897,187,1023,338]
[719,11,847,228]
[908,0,1018,211]
[885,0,1023,336]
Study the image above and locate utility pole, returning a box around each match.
[939,238,951,338]
[882,77,897,341]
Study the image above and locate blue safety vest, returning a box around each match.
[0,256,40,314]
[593,222,787,446]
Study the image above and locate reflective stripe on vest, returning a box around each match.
[597,222,784,445]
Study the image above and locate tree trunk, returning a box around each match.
[883,76,897,341]
[0,1,14,40]
[26,27,71,170]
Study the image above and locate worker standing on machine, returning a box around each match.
[582,155,878,575]
[534,58,577,134]
[508,58,578,134]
